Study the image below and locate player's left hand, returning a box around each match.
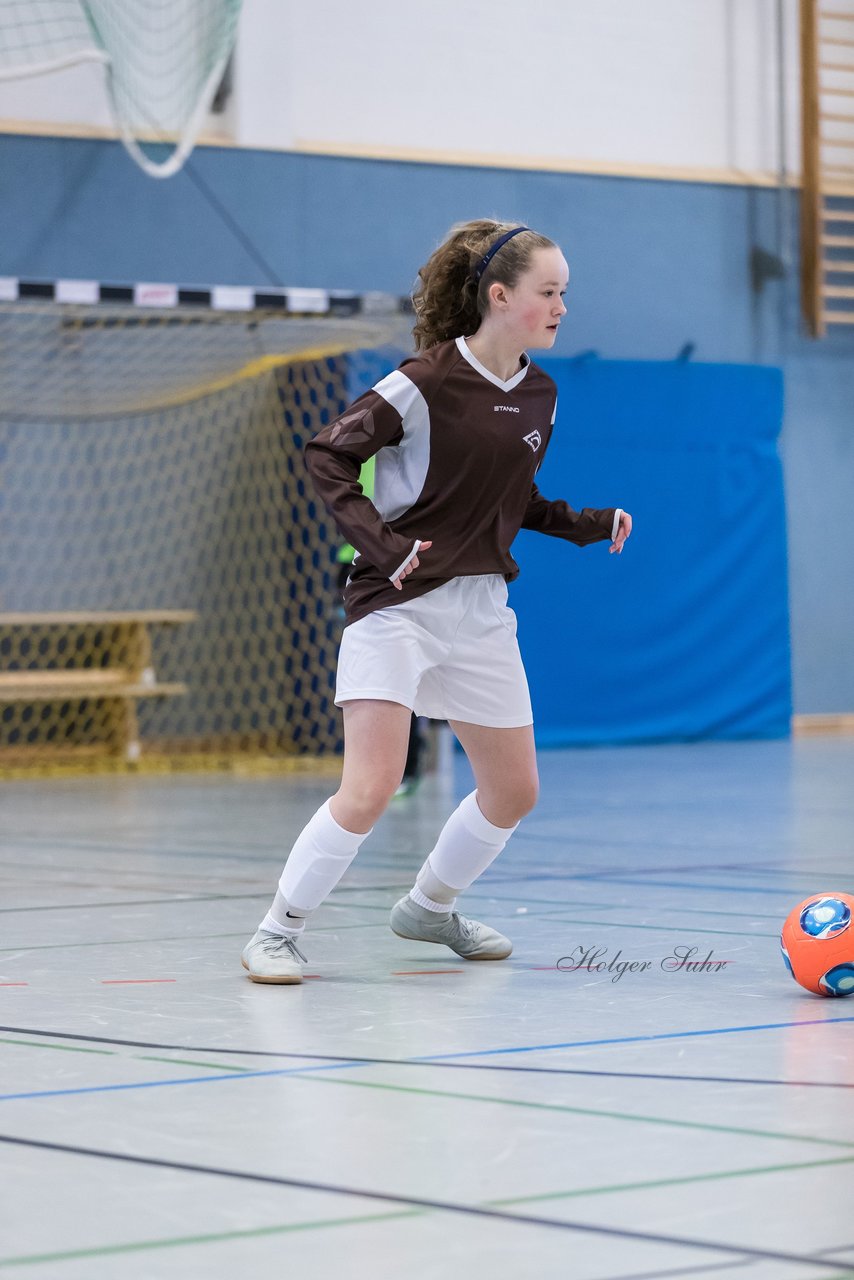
[609,510,632,554]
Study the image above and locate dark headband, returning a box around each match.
[472,225,530,285]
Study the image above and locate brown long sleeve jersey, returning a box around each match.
[304,336,618,626]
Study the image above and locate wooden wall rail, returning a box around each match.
[801,0,854,334]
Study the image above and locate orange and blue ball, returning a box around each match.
[780,893,854,996]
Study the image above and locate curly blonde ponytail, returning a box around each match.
[411,219,555,351]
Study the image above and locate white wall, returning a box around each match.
[0,0,802,180]
[0,58,114,133]
[277,0,801,178]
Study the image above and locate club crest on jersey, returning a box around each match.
[330,408,375,447]
[522,430,542,452]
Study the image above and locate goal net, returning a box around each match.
[0,298,409,772]
[0,0,242,177]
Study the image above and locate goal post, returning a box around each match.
[0,296,410,771]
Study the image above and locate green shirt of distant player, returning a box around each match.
[335,457,376,566]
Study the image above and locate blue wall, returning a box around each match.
[518,357,790,743]
[1,133,852,714]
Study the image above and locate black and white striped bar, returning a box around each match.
[0,278,412,315]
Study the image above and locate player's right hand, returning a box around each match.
[391,541,432,590]
[609,512,632,554]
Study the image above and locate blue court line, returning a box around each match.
[2,1024,852,1088]
[0,1059,367,1102]
[484,874,822,896]
[412,1016,854,1061]
[2,1017,853,1103]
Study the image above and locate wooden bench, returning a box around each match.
[0,610,197,763]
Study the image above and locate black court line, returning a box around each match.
[0,843,291,866]
[0,892,274,914]
[510,852,788,876]
[0,854,411,893]
[730,865,854,880]
[0,840,797,882]
[0,1133,848,1271]
[484,872,820,897]
[0,887,824,921]
[0,846,285,866]
[1,1025,851,1089]
[0,868,411,898]
[0,892,552,918]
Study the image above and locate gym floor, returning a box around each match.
[1,736,853,1279]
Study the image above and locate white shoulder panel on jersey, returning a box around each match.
[371,369,431,523]
[551,396,558,425]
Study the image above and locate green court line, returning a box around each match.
[325,898,788,938]
[488,1152,854,1205]
[0,1038,114,1056]
[0,914,773,965]
[0,932,245,953]
[0,1208,421,1268]
[516,916,778,939]
[465,893,788,922]
[339,898,614,915]
[1,1151,851,1269]
[0,1038,249,1074]
[0,921,387,955]
[296,1074,854,1150]
[0,910,782,959]
[136,1056,250,1073]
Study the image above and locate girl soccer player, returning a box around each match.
[242,219,632,983]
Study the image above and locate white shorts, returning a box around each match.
[335,574,533,729]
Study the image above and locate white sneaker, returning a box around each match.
[390,896,512,960]
[241,928,307,984]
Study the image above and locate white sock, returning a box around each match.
[411,790,518,912]
[261,891,306,936]
[408,885,452,913]
[259,800,370,934]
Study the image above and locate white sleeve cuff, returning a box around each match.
[388,540,421,582]
[611,509,623,542]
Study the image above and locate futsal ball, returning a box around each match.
[780,893,854,996]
